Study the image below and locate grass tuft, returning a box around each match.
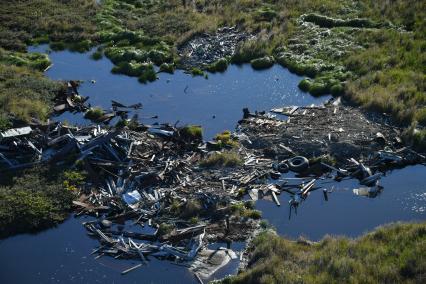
[84,107,105,121]
[200,151,242,168]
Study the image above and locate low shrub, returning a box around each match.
[190,67,204,76]
[180,125,203,141]
[214,130,239,148]
[230,201,262,219]
[156,223,174,237]
[0,168,75,238]
[250,56,274,70]
[159,62,174,73]
[84,107,105,121]
[91,50,103,60]
[200,151,242,168]
[181,199,203,218]
[206,58,229,73]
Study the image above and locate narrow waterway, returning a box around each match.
[0,46,424,283]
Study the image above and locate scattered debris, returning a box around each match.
[1,95,424,276]
[178,27,252,69]
[190,247,237,279]
[53,81,89,114]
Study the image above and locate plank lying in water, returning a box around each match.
[121,263,142,275]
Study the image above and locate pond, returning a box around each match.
[0,46,424,283]
[29,45,326,140]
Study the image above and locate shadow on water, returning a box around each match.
[29,45,328,140]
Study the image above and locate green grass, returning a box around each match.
[214,130,239,149]
[84,107,105,121]
[138,66,158,83]
[200,151,242,168]
[222,222,426,284]
[0,60,62,125]
[0,0,97,52]
[91,50,103,61]
[0,168,75,238]
[180,125,203,141]
[206,58,229,73]
[190,67,205,77]
[250,56,274,70]
[159,63,174,74]
[0,48,51,71]
[230,201,262,219]
[309,154,337,166]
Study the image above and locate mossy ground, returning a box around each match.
[0,168,79,238]
[0,51,62,128]
[222,222,426,284]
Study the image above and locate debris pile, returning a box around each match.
[237,97,425,217]
[53,81,89,113]
[242,97,423,166]
[178,27,251,69]
[0,121,266,279]
[52,81,143,124]
[1,95,425,279]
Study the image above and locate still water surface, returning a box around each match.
[28,45,325,139]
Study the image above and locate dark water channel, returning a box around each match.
[0,46,425,283]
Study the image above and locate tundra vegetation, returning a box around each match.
[0,168,83,237]
[222,222,426,284]
[0,1,424,262]
[0,0,424,146]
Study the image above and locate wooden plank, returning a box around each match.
[194,273,204,284]
[121,264,142,275]
[271,191,280,206]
